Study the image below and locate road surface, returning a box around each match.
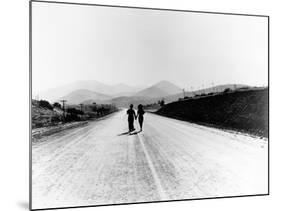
[32,109,268,209]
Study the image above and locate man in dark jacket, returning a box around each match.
[127,104,136,132]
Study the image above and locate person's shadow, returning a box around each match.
[118,130,141,136]
[129,131,141,135]
[118,131,130,136]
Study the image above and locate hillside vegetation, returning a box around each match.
[35,79,250,109]
[156,88,268,137]
[32,99,117,129]
[32,100,63,128]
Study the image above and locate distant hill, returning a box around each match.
[59,89,111,105]
[166,84,250,101]
[37,80,143,102]
[191,84,250,95]
[105,81,182,107]
[112,83,142,94]
[111,90,138,98]
[53,80,183,106]
[108,96,157,108]
[135,80,182,98]
[157,87,268,137]
[37,79,251,107]
[103,83,251,108]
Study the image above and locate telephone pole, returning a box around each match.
[60,100,67,119]
[79,103,83,112]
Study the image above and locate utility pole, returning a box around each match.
[60,100,67,119]
[182,88,185,98]
[79,103,83,112]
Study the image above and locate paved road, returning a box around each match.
[32,110,268,209]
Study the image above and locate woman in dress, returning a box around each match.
[136,104,145,131]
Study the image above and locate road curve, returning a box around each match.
[32,109,268,209]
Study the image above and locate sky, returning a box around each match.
[32,2,268,94]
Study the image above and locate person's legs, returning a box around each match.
[128,120,132,131]
[139,117,143,131]
[129,119,134,131]
[132,120,135,131]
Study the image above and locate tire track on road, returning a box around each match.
[137,132,167,200]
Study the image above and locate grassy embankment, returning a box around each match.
[32,99,118,140]
[156,88,268,137]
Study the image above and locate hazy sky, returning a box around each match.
[32,2,268,93]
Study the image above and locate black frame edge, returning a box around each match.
[29,0,33,210]
[30,0,269,18]
[29,1,270,210]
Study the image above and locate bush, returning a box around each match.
[39,100,53,110]
[91,104,98,112]
[65,113,81,122]
[67,107,84,115]
[34,122,44,128]
[53,102,62,109]
[88,104,116,116]
[51,115,62,123]
[158,99,165,107]
[223,88,231,93]
[64,107,84,122]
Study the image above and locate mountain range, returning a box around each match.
[38,80,144,102]
[58,89,111,105]
[36,80,249,106]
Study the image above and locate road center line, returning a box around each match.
[137,133,167,200]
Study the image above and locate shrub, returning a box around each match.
[65,113,81,122]
[51,115,62,123]
[67,107,84,115]
[53,102,62,109]
[39,100,53,110]
[158,99,165,107]
[223,88,231,93]
[91,104,98,112]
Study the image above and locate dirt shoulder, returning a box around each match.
[32,121,88,141]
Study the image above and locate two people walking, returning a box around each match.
[126,104,145,132]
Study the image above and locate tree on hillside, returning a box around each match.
[67,107,84,115]
[223,88,231,93]
[39,100,53,110]
[65,107,84,122]
[53,102,62,109]
[158,99,165,107]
